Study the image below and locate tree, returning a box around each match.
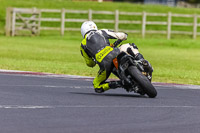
[183,0,200,3]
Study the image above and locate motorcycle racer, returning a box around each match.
[80,21,152,93]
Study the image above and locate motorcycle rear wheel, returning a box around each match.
[128,66,157,98]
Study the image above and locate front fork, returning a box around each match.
[136,60,153,82]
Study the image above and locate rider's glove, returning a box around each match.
[123,33,128,40]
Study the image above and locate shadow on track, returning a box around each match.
[69,92,147,98]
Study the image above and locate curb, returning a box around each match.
[0,69,94,79]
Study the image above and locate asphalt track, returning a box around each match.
[0,71,200,133]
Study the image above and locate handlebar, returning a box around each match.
[113,39,122,47]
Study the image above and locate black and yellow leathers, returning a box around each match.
[80,29,127,92]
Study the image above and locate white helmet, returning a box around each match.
[81,21,98,38]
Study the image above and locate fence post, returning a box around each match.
[37,9,41,35]
[142,11,146,38]
[11,8,16,36]
[5,7,12,36]
[167,12,172,40]
[115,10,119,32]
[61,8,65,36]
[88,9,92,21]
[32,7,37,35]
[193,14,197,39]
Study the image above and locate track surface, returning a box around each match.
[0,73,200,133]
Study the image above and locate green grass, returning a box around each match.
[0,0,200,85]
[0,33,200,85]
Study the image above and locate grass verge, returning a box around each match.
[0,33,200,85]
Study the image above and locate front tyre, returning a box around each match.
[128,66,157,98]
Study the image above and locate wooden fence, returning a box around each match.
[5,7,200,39]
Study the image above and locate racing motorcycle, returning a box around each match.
[111,40,157,98]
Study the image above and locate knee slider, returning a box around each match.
[94,88,104,93]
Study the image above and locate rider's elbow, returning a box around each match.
[86,61,96,67]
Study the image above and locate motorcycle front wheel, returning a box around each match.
[128,66,157,98]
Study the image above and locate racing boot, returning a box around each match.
[95,81,122,93]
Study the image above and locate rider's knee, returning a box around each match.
[94,88,104,93]
[93,82,110,93]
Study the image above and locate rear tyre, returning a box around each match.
[128,66,157,98]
